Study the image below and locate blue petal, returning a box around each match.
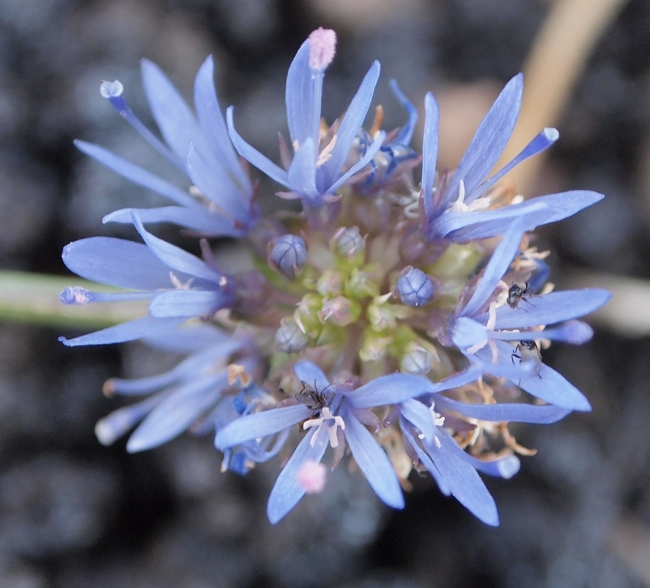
[215,404,312,449]
[293,360,331,392]
[343,406,404,509]
[59,316,185,346]
[141,59,202,162]
[435,395,571,423]
[126,373,227,452]
[326,131,385,195]
[193,56,250,189]
[424,431,499,526]
[345,373,438,408]
[421,92,440,225]
[287,137,318,201]
[389,79,418,145]
[400,424,450,494]
[285,39,322,147]
[149,289,230,318]
[529,190,604,224]
[62,237,173,290]
[485,289,612,329]
[461,219,526,317]
[132,216,222,283]
[400,398,436,440]
[227,107,290,187]
[442,74,523,209]
[267,428,329,524]
[322,61,381,188]
[74,140,199,209]
[142,323,231,353]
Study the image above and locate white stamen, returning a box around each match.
[316,135,337,167]
[303,407,345,448]
[99,80,123,98]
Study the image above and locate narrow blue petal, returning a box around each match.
[267,428,329,524]
[529,190,604,224]
[287,137,318,201]
[400,398,436,440]
[132,216,222,283]
[242,428,290,463]
[489,320,593,345]
[293,360,331,392]
[193,56,250,189]
[442,74,523,209]
[104,206,243,237]
[451,316,487,351]
[285,39,322,147]
[461,219,526,317]
[400,424,450,495]
[215,404,312,449]
[425,432,499,526]
[142,323,230,353]
[126,373,227,452]
[141,59,202,162]
[435,395,571,423]
[74,140,199,209]
[226,107,290,187]
[389,79,418,145]
[469,128,559,200]
[322,61,380,187]
[62,237,172,289]
[421,92,440,224]
[327,131,386,195]
[59,316,185,346]
[185,142,248,222]
[486,289,612,329]
[343,407,404,509]
[345,373,438,409]
[149,289,229,318]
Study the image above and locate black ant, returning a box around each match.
[507,281,534,310]
[294,381,330,411]
[511,340,542,378]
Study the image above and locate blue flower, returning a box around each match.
[77,56,256,237]
[59,215,235,345]
[420,74,604,241]
[447,220,611,410]
[226,28,386,209]
[94,324,251,452]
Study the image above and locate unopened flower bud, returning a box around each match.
[400,341,436,376]
[275,318,308,353]
[270,234,307,278]
[333,226,365,258]
[396,267,434,307]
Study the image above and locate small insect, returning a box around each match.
[295,380,330,411]
[511,340,542,378]
[507,281,534,310]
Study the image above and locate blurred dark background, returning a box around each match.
[2,0,650,586]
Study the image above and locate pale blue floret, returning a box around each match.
[94,324,248,452]
[449,220,612,410]
[420,74,605,242]
[78,56,256,237]
[226,35,386,209]
[59,215,234,346]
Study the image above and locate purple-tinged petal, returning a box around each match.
[421,92,440,224]
[322,61,381,187]
[285,39,322,147]
[485,289,612,329]
[345,373,438,408]
[62,237,172,290]
[389,79,418,145]
[149,289,230,318]
[132,216,221,283]
[343,407,404,509]
[227,107,290,187]
[267,428,329,524]
[104,206,243,237]
[327,130,386,195]
[59,316,185,347]
[126,373,227,452]
[215,404,312,449]
[424,431,499,526]
[442,74,523,209]
[293,360,331,392]
[74,140,199,209]
[287,137,318,201]
[461,219,526,318]
[193,56,250,189]
[469,128,559,200]
[141,59,202,162]
[401,423,450,494]
[435,395,571,424]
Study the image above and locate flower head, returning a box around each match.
[61,30,611,526]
